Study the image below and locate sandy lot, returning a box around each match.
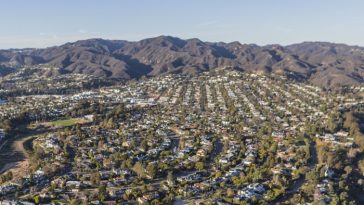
[0,136,34,179]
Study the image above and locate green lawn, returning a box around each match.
[49,118,80,127]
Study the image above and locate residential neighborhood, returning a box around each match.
[0,70,363,205]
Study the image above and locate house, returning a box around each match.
[324,166,335,178]
[137,197,148,204]
[44,137,60,149]
[137,192,160,204]
[65,181,81,189]
[196,149,207,158]
[322,134,336,142]
[122,140,132,147]
[335,131,349,138]
[247,183,265,194]
[236,183,266,200]
[272,131,285,140]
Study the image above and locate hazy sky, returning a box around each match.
[1,0,364,48]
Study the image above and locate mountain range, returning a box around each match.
[0,36,364,87]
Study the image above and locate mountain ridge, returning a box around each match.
[0,36,363,87]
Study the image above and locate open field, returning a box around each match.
[49,118,80,127]
[34,116,93,128]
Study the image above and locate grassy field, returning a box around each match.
[49,118,80,127]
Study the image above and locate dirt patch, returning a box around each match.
[0,160,30,180]
[0,136,34,177]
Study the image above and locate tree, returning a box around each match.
[34,195,40,204]
[344,166,353,175]
[226,188,234,198]
[167,171,174,185]
[146,163,157,179]
[133,162,145,178]
[69,199,80,205]
[339,191,348,202]
[4,171,13,181]
[358,159,364,175]
[103,118,114,129]
[98,185,107,201]
[91,172,101,186]
[316,139,329,164]
[195,162,204,171]
[343,112,354,129]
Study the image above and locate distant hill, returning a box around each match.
[0,36,363,87]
